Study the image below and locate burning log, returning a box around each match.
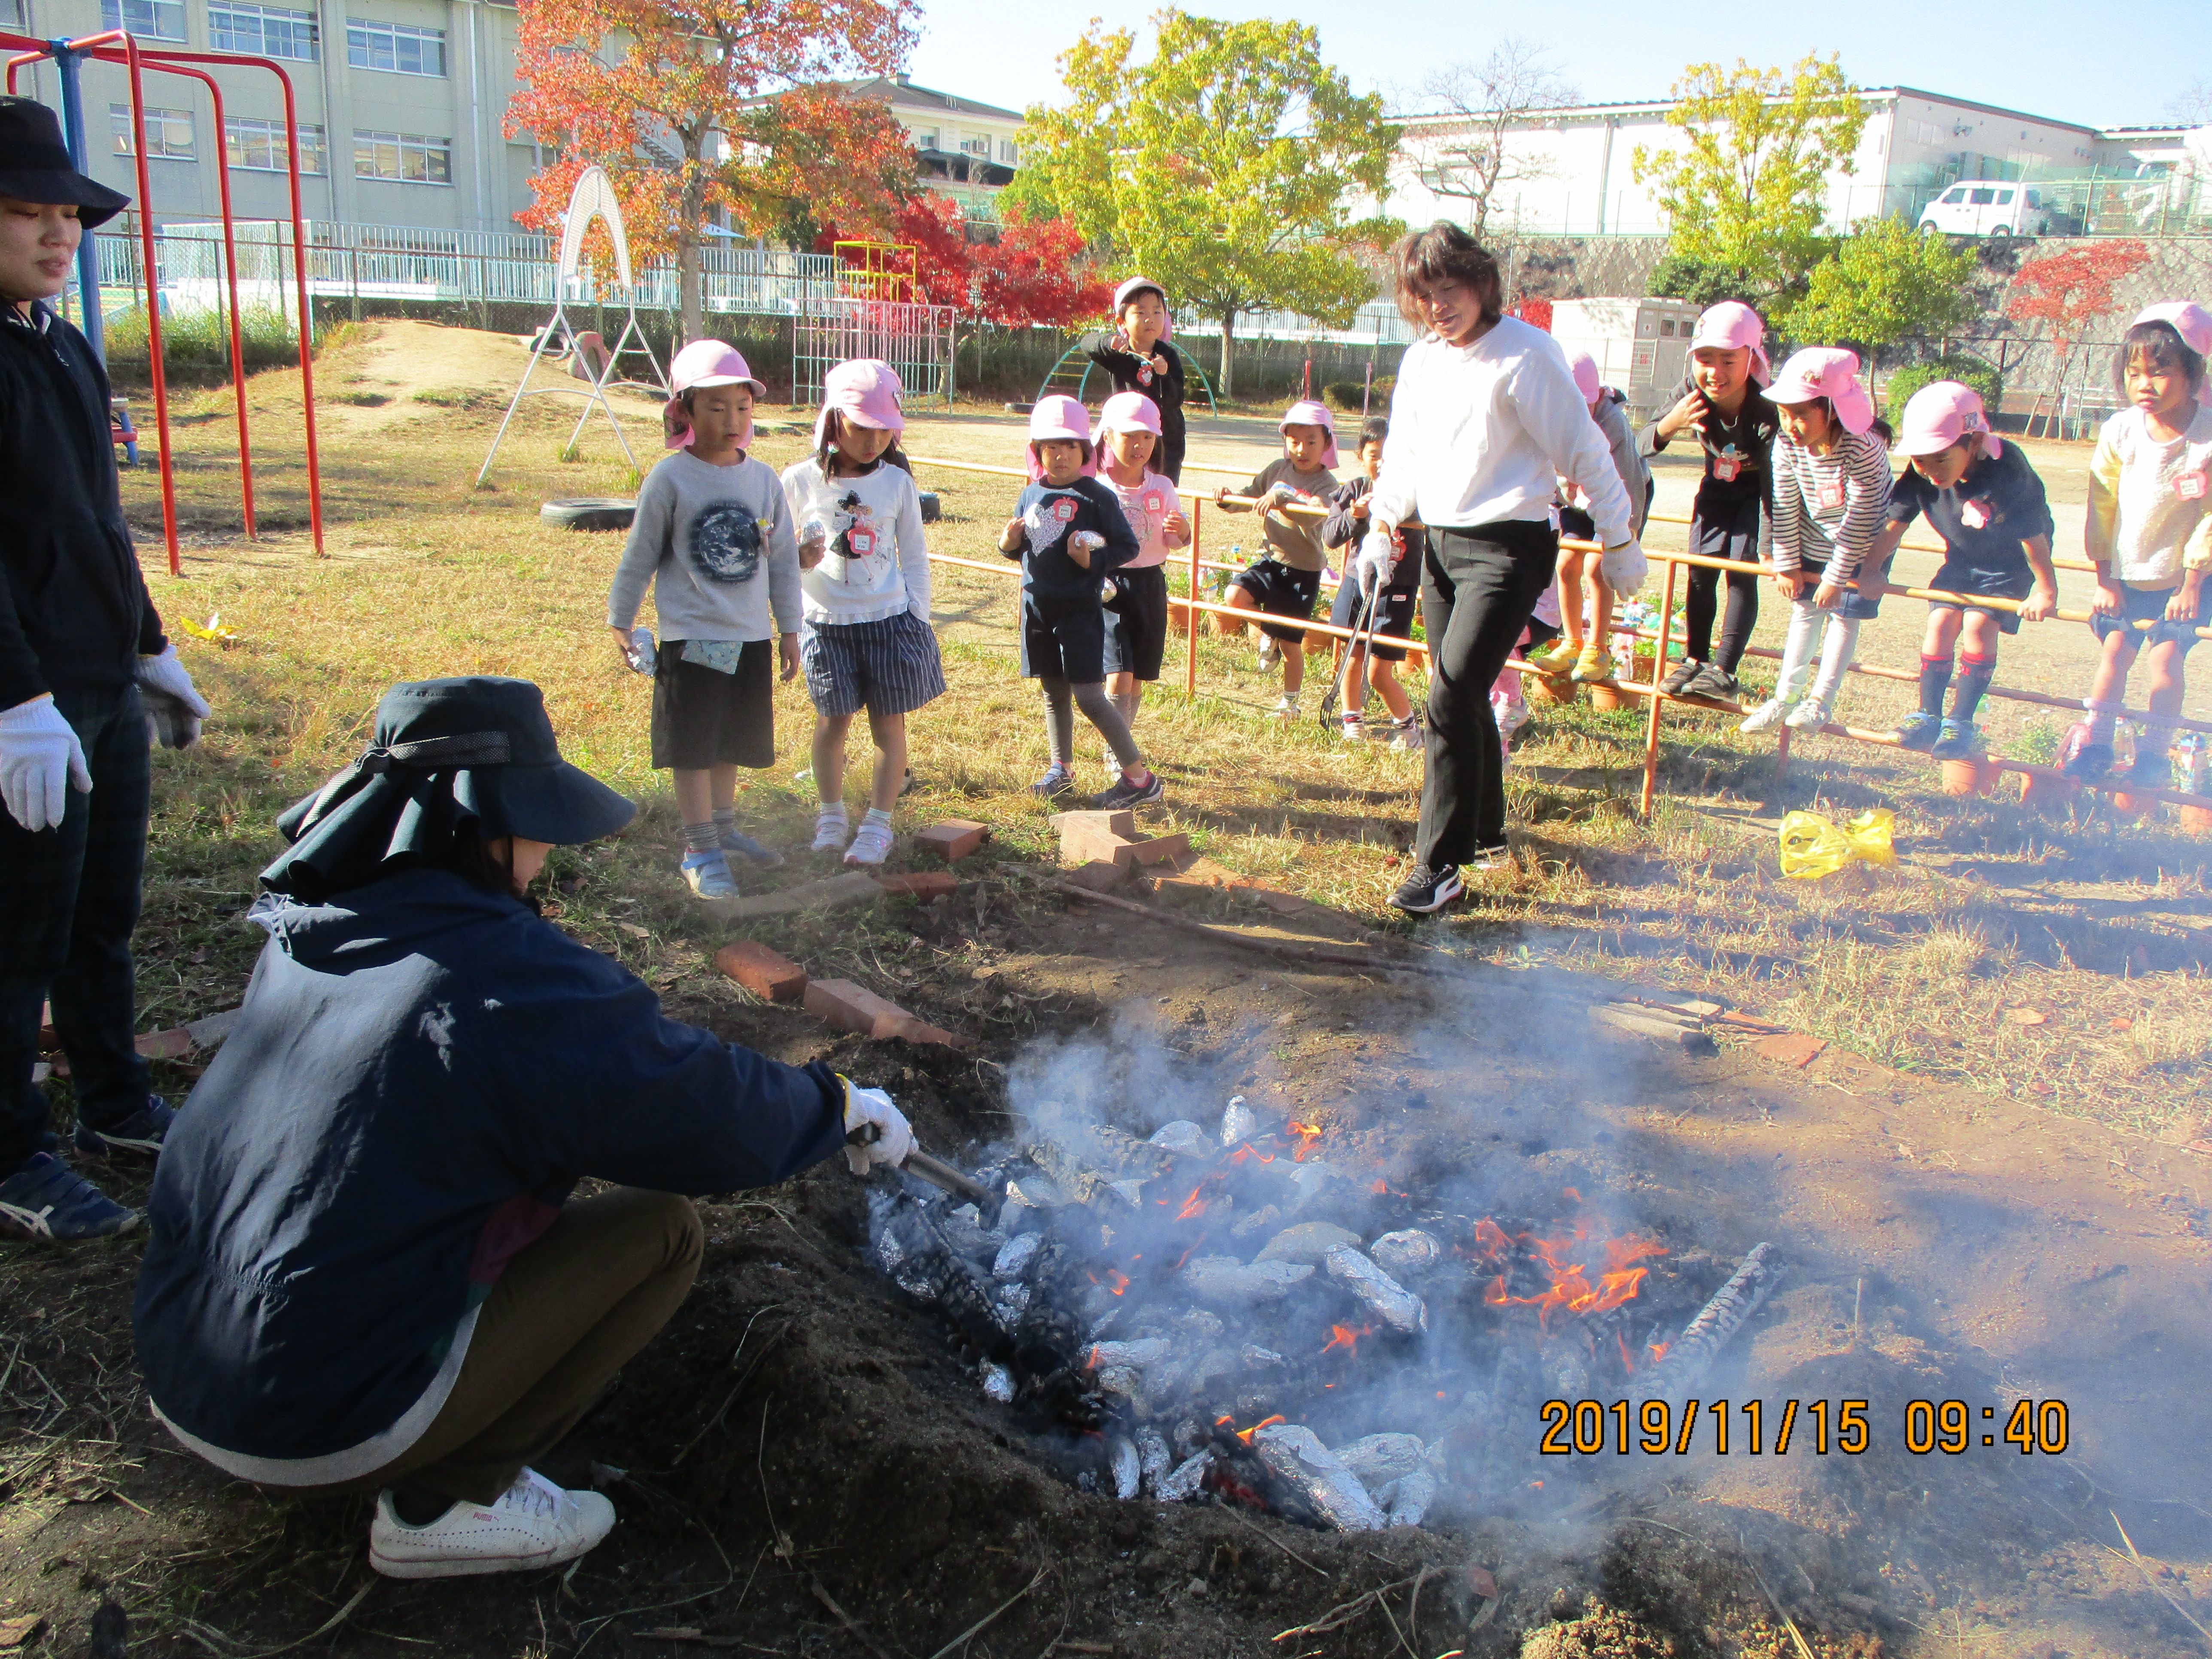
[1322,1246,1428,1335]
[1249,1425,1387,1531]
[1651,1242,1781,1404]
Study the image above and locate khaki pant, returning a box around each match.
[314,1188,702,1504]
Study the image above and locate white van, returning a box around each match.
[1917,182,2051,237]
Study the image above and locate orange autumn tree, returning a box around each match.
[508,0,921,340]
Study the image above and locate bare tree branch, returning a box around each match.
[1407,37,1577,237]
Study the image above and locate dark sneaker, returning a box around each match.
[1388,863,1464,914]
[898,767,918,799]
[1890,710,1943,751]
[2061,741,2113,781]
[1683,663,1741,701]
[0,1152,140,1240]
[1092,769,1164,810]
[72,1096,176,1162]
[1660,658,1703,696]
[718,828,784,869]
[2125,747,2173,789]
[1929,718,1981,760]
[1030,765,1077,802]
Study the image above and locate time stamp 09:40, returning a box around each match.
[1538,1399,2071,1458]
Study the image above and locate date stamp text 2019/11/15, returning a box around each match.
[1537,1398,2071,1457]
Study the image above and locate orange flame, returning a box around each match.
[1648,1341,1671,1364]
[1233,1414,1286,1445]
[1473,1218,1512,1261]
[1174,1186,1208,1221]
[1321,1322,1375,1355]
[1106,1269,1130,1296]
[1475,1216,1667,1331]
[1287,1121,1323,1161]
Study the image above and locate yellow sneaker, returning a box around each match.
[1570,646,1615,684]
[1525,640,1579,676]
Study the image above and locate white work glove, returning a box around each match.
[840,1076,915,1176]
[1599,538,1648,594]
[1354,528,1400,594]
[137,645,209,749]
[0,695,93,833]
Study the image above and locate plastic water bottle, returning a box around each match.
[2112,718,2138,776]
[625,626,655,676]
[2176,731,2207,796]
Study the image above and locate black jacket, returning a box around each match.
[0,301,163,708]
[1086,337,1187,482]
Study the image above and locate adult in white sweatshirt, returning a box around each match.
[1358,222,1644,914]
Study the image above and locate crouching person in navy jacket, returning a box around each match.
[132,677,916,1580]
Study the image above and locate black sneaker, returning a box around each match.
[1092,769,1164,809]
[2125,747,2172,788]
[0,1152,140,1240]
[2061,741,2113,781]
[72,1096,176,1162]
[1660,658,1703,696]
[1683,663,1741,700]
[1388,863,1464,914]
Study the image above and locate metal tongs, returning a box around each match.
[846,1124,1005,1225]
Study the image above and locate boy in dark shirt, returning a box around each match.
[1874,383,2057,758]
[1088,278,1186,483]
[1214,402,1340,719]
[1641,301,1779,702]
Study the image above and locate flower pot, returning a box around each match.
[1524,672,1576,706]
[1940,756,2000,797]
[2107,790,2150,821]
[2180,804,2212,836]
[2018,769,2078,812]
[1630,651,1657,684]
[1166,597,1193,638]
[1588,682,1631,712]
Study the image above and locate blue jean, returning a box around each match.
[1,681,153,1175]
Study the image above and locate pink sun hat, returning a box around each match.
[1766,347,1876,435]
[1896,381,2002,460]
[1279,399,1338,469]
[1688,301,1771,385]
[663,340,766,450]
[813,358,905,449]
[1026,394,1096,479]
[1094,389,1164,441]
[1566,348,1602,405]
[2132,302,2212,404]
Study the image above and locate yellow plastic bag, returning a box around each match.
[175,613,239,646]
[1778,808,1897,879]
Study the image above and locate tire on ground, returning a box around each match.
[540,498,636,532]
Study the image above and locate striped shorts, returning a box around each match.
[801,610,947,719]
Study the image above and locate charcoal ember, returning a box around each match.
[992,1233,1042,1281]
[1148,1119,1211,1155]
[1221,1096,1259,1145]
[1137,1426,1173,1491]
[1022,1140,1121,1206]
[1322,1245,1428,1334]
[1109,1434,1142,1499]
[1089,1338,1173,1371]
[1250,1424,1387,1531]
[1156,1449,1214,1502]
[1109,1179,1145,1206]
[1286,1159,1339,1209]
[939,1204,1005,1264]
[981,1362,1015,1403]
[1085,1305,1125,1342]
[1172,1417,1210,1458]
[1231,1203,1282,1240]
[1376,1465,1437,1528]
[1368,1228,1444,1277]
[890,1206,1016,1361]
[1234,1386,1284,1419]
[1238,1344,1286,1370]
[1006,1172,1065,1210]
[1255,1221,1361,1264]
[1334,1433,1427,1488]
[1096,1365,1143,1400]
[1183,1254,1314,1307]
[1185,1347,1238,1396]
[1541,1345,1591,1399]
[992,1282,1031,1322]
[1176,1308,1226,1344]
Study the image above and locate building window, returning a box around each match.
[958,136,989,156]
[100,0,187,40]
[353,128,451,183]
[998,138,1017,164]
[226,115,327,173]
[914,128,937,151]
[110,103,195,159]
[347,19,445,76]
[209,1,319,59]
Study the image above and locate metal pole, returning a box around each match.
[49,45,103,361]
[1639,557,1677,820]
[1186,496,1202,700]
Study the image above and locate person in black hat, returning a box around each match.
[133,677,918,1580]
[0,94,210,1241]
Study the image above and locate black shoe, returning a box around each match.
[2125,747,2172,788]
[1388,863,1464,914]
[1683,663,1741,701]
[0,1153,140,1240]
[2061,741,2113,781]
[1660,658,1702,696]
[72,1096,176,1162]
[1092,769,1164,809]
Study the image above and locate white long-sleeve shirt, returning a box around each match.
[779,456,933,626]
[1370,318,1634,548]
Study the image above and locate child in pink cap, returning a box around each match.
[1094,392,1191,743]
[779,359,945,865]
[1088,278,1186,481]
[1213,401,1339,718]
[1529,349,1651,685]
[1738,347,1894,736]
[1641,300,1779,703]
[998,398,1159,808]
[2063,304,2212,784]
[608,341,799,900]
[1873,381,2057,759]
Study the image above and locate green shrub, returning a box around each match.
[1884,354,2002,416]
[102,305,301,388]
[1322,376,1393,413]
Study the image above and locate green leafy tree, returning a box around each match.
[1633,55,1868,308]
[1784,214,1979,389]
[1006,12,1396,397]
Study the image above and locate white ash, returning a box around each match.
[1323,1245,1428,1334]
[1230,1203,1282,1240]
[1542,1347,1591,1399]
[1109,1434,1142,1499]
[992,1233,1041,1281]
[1367,1228,1444,1277]
[1148,1120,1211,1155]
[1095,1365,1143,1399]
[1088,1337,1173,1371]
[1254,1221,1361,1264]
[1175,1308,1226,1344]
[1376,1466,1437,1528]
[1334,1433,1426,1488]
[1239,1344,1287,1370]
[981,1362,1015,1403]
[1137,1427,1173,1492]
[1220,1096,1258,1145]
[1250,1424,1387,1531]
[1156,1449,1214,1502]
[1108,1179,1146,1207]
[1286,1160,1337,1207]
[1182,1254,1315,1307]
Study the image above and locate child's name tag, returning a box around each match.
[1816,479,1845,510]
[1137,365,1154,386]
[2176,468,2208,501]
[1053,499,1077,523]
[1960,498,1992,530]
[1712,452,1743,482]
[1143,491,1164,515]
[847,526,876,557]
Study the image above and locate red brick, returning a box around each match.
[1146,855,1243,894]
[714,941,808,1003]
[915,820,990,861]
[1753,1032,1828,1069]
[1061,824,1142,868]
[1063,859,1128,894]
[1049,808,1135,839]
[1127,833,1191,867]
[803,978,912,1039]
[887,1016,977,1051]
[877,870,957,902]
[135,1027,194,1060]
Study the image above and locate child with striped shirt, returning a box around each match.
[1740,349,1893,734]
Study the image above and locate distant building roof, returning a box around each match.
[1392,84,2103,139]
[836,74,1024,124]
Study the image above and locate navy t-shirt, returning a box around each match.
[1008,477,1138,603]
[1886,442,2054,584]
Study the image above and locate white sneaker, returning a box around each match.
[1738,698,1792,733]
[1338,715,1365,742]
[1269,695,1300,720]
[369,1468,615,1580]
[1389,719,1425,754]
[1258,638,1280,672]
[844,819,894,866]
[811,811,851,854]
[1784,699,1832,731]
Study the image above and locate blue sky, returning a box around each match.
[904,0,2206,132]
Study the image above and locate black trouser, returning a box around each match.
[1417,520,1559,867]
[0,681,153,1176]
[1683,492,1763,672]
